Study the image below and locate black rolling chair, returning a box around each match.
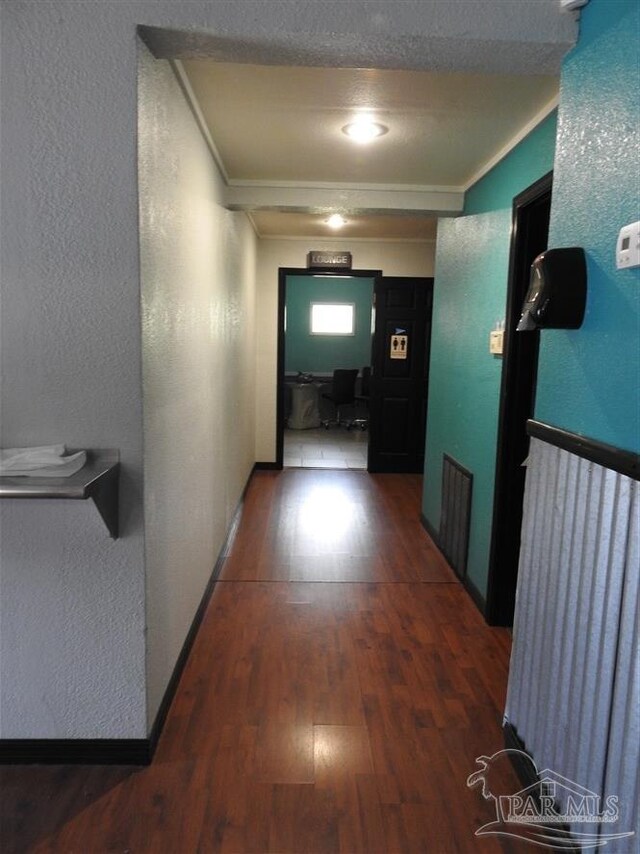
[321,369,358,429]
[352,366,371,430]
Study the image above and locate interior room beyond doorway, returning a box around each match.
[283,427,368,469]
[283,273,374,470]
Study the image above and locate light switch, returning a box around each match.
[616,221,640,270]
[490,330,504,355]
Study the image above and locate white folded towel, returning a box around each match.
[0,445,87,477]
[1,444,67,468]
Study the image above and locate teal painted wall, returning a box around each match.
[285,275,373,373]
[535,0,640,453]
[465,112,558,216]
[422,117,557,598]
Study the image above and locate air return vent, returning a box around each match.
[440,454,473,579]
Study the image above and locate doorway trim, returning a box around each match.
[485,171,553,626]
[275,266,381,469]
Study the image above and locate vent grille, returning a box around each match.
[440,454,473,579]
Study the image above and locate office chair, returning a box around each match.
[321,369,358,429]
[351,366,371,430]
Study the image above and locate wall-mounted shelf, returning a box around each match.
[0,449,120,538]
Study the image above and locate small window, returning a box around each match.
[310,302,355,335]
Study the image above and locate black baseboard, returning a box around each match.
[145,535,226,759]
[503,721,579,851]
[1,466,257,767]
[420,512,439,543]
[253,461,281,470]
[420,513,487,617]
[503,721,538,790]
[462,574,486,617]
[0,739,150,765]
[147,465,254,757]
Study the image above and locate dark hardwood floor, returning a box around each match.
[2,470,526,853]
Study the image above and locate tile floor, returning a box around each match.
[283,427,368,469]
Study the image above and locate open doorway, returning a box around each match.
[277,267,379,470]
[485,171,553,626]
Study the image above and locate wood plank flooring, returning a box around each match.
[1,470,526,853]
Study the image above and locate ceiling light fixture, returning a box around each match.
[326,214,348,229]
[341,118,388,144]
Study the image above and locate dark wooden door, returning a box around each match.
[368,276,433,473]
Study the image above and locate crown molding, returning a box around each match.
[244,210,263,238]
[170,60,230,185]
[461,94,559,192]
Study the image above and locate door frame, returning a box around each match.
[275,266,381,469]
[485,171,553,626]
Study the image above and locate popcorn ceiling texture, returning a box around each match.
[0,0,576,739]
[140,0,577,75]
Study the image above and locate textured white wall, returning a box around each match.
[0,3,148,738]
[254,240,435,462]
[138,45,256,726]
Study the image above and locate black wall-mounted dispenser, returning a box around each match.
[517,247,587,331]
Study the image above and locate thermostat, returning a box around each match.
[616,221,640,270]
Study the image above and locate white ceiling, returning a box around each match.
[178,60,558,239]
[182,62,558,186]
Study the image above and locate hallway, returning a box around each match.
[2,471,522,853]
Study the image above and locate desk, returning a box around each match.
[288,383,321,429]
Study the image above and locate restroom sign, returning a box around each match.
[390,334,408,360]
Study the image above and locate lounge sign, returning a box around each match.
[307,250,352,269]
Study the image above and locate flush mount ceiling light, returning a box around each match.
[341,118,389,144]
[326,214,348,229]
